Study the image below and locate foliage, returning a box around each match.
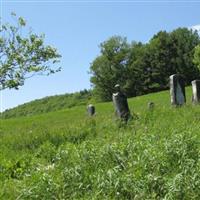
[1,89,93,119]
[124,41,148,96]
[90,36,129,101]
[169,28,200,84]
[194,44,200,70]
[0,87,200,199]
[90,29,200,101]
[0,13,61,90]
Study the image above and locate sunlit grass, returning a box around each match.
[0,87,200,199]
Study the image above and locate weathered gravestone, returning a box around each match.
[112,84,130,122]
[192,80,200,104]
[170,74,186,106]
[87,104,95,116]
[148,102,155,110]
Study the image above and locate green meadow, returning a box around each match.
[1,87,200,199]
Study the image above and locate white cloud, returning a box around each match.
[190,24,200,32]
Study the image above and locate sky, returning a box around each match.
[1,0,200,111]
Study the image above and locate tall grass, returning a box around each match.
[0,87,200,199]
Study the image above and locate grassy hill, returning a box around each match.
[1,89,93,119]
[1,87,200,199]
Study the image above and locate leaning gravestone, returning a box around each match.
[87,104,95,116]
[170,74,186,106]
[112,84,130,122]
[192,80,200,104]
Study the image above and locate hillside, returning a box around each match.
[1,89,92,119]
[0,87,200,199]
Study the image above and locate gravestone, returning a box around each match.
[169,74,186,106]
[148,102,155,110]
[192,80,200,104]
[87,104,95,116]
[112,84,130,122]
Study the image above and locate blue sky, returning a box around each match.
[1,0,200,111]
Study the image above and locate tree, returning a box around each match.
[90,36,129,101]
[144,31,172,92]
[169,28,200,84]
[193,44,200,71]
[124,41,147,96]
[143,28,200,92]
[0,13,61,90]
[90,28,200,101]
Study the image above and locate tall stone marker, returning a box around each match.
[192,80,200,104]
[170,74,186,106]
[87,104,95,116]
[112,84,130,122]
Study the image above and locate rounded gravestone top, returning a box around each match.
[148,102,155,109]
[192,80,200,84]
[87,104,95,114]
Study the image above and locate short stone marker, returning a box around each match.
[87,104,95,116]
[148,102,155,110]
[112,84,130,122]
[192,80,200,104]
[170,74,186,106]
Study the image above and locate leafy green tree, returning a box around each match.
[193,44,200,71]
[124,41,147,96]
[144,28,200,92]
[90,36,129,101]
[144,31,172,92]
[169,28,200,84]
[90,28,200,101]
[0,13,61,90]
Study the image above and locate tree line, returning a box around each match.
[2,14,200,105]
[90,28,200,101]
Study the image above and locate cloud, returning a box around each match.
[190,24,200,32]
